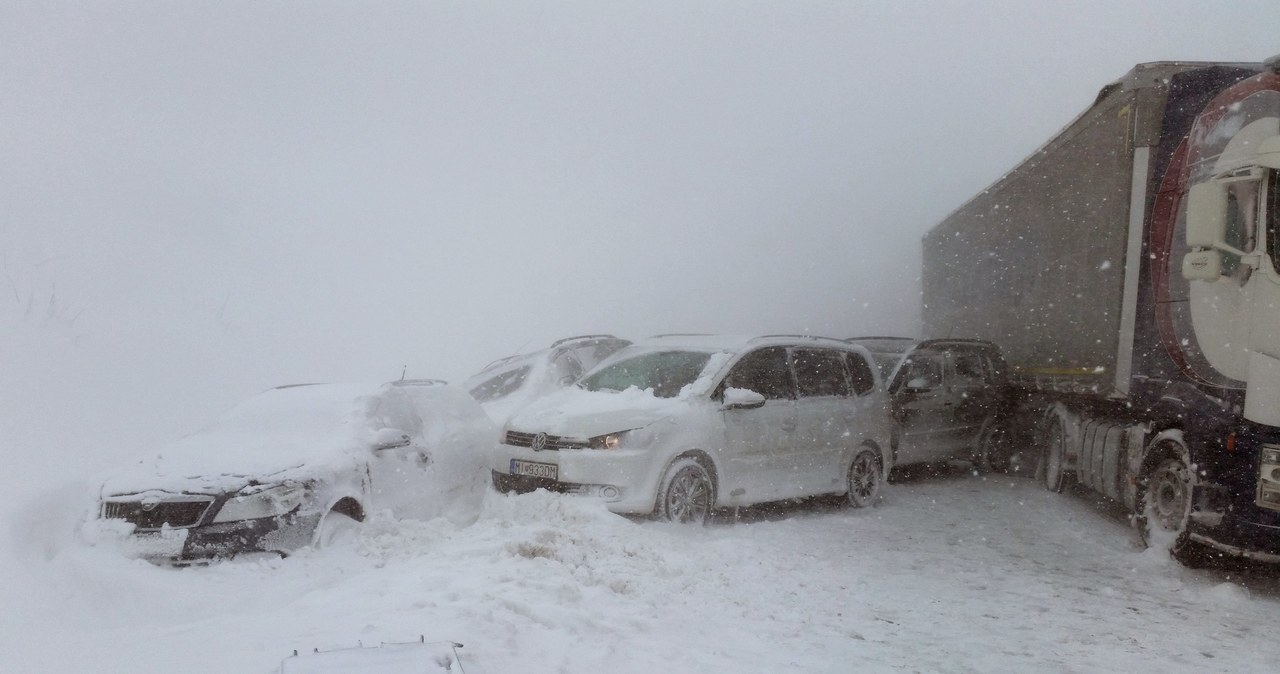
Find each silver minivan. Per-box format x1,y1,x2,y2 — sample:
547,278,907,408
489,335,891,523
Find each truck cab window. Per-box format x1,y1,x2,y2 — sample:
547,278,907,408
1268,170,1280,274
1223,178,1259,281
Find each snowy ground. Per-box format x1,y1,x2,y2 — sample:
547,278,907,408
4,464,1279,673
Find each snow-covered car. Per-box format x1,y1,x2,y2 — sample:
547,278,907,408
465,334,631,423
849,337,1014,472
490,335,891,523
95,380,496,563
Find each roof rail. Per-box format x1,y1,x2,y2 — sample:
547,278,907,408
755,334,848,342
846,335,915,342
273,382,325,389
390,378,448,387
549,334,620,347
649,333,713,338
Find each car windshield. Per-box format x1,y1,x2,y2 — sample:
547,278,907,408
468,365,531,402
579,350,714,398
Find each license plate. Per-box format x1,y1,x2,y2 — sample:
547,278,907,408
510,459,558,480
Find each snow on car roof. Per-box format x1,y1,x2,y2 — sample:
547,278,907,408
100,381,474,495
630,334,858,352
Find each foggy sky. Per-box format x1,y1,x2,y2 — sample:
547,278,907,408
3,1,1280,477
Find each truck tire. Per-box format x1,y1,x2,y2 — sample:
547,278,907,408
1038,416,1070,493
1135,447,1210,567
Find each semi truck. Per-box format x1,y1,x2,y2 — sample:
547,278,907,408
923,56,1280,566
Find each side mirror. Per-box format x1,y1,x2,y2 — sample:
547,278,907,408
721,387,766,410
1182,249,1222,281
905,377,933,392
373,433,411,452
1257,136,1280,170
1185,180,1229,250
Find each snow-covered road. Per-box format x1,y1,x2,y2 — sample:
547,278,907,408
4,467,1279,673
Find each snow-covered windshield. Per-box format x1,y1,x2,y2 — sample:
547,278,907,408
468,365,531,402
579,350,714,398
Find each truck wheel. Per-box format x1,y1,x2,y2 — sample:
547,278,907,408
657,458,716,525
846,448,882,508
1135,452,1208,567
1039,417,1070,493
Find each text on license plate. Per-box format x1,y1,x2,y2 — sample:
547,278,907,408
510,459,558,480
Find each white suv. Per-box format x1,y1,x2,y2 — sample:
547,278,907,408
489,335,890,523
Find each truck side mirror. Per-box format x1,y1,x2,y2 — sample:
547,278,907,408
1185,180,1229,249
1182,250,1222,281
1257,136,1280,169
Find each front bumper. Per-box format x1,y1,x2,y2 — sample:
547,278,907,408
112,510,317,564
489,443,662,514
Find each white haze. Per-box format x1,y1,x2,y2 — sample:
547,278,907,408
2,2,1278,491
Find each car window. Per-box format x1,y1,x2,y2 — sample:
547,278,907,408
723,347,793,400
468,365,532,402
846,352,876,396
579,350,713,398
570,340,628,370
551,351,586,382
949,352,987,388
896,353,944,391
793,348,851,398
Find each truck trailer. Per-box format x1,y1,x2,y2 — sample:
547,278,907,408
923,56,1280,565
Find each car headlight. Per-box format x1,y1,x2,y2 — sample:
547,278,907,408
589,430,630,450
212,483,306,523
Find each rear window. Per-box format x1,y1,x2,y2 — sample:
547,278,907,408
580,350,713,398
846,353,876,396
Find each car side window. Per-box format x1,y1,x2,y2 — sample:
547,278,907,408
724,347,794,400
897,353,944,390
845,352,876,396
551,351,586,384
949,352,987,388
793,348,851,398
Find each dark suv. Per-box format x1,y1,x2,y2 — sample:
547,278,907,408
848,337,1014,473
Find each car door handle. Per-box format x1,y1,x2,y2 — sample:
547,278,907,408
782,420,798,431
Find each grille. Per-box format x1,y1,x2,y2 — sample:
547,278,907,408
504,430,589,451
101,498,213,529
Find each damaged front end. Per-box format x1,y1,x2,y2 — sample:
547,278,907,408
98,480,322,564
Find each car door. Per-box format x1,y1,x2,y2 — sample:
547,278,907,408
890,349,953,465
719,346,797,505
944,349,995,458
364,390,436,518
788,347,855,497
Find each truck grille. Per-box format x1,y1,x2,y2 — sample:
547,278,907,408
101,498,214,530
504,430,589,451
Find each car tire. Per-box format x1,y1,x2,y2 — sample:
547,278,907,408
313,509,360,550
657,457,715,525
846,448,882,508
974,416,1012,474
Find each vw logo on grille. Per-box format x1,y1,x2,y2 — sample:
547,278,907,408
530,432,548,451
140,496,161,511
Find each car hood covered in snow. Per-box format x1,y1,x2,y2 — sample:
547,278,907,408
100,383,405,496
505,386,699,438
